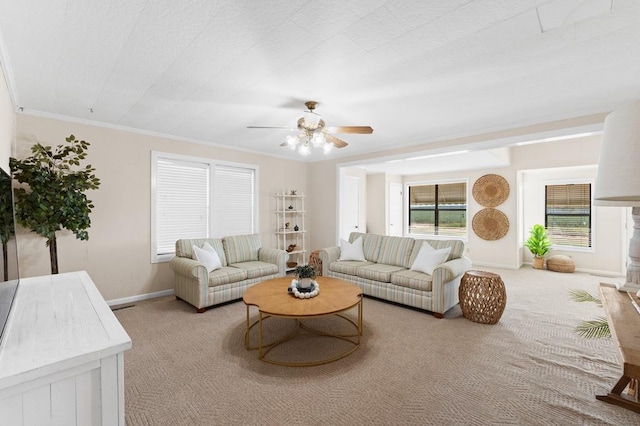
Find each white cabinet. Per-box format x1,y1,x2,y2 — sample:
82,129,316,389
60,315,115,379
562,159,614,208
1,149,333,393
0,271,132,425
275,193,306,271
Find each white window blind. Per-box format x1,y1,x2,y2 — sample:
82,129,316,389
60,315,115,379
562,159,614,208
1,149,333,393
155,158,209,255
212,165,255,236
152,152,258,262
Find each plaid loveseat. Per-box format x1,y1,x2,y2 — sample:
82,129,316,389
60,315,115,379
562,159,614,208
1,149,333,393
318,232,472,318
169,234,287,312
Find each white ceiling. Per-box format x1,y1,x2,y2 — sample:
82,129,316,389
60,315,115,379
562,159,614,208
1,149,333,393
0,0,638,168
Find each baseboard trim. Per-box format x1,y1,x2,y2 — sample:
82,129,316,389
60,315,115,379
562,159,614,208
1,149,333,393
107,289,175,307
520,262,623,278
471,261,519,270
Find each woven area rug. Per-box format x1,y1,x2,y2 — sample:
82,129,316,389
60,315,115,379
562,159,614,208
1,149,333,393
115,267,639,425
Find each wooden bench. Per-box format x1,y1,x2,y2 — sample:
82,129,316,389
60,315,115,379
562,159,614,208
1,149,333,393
596,283,640,413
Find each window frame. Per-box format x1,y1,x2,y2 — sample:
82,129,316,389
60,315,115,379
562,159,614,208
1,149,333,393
543,179,594,252
404,178,469,240
151,151,259,263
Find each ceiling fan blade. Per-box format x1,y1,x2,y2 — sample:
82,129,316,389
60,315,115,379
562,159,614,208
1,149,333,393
247,125,296,130
324,133,348,148
324,126,373,134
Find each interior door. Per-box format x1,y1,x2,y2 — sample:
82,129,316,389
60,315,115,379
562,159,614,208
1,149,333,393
341,175,360,241
389,182,403,237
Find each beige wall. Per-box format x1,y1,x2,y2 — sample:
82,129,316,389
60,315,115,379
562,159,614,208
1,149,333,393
366,173,385,234
15,114,308,301
0,65,15,169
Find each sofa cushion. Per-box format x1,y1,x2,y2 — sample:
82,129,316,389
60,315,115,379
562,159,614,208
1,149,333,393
207,266,248,287
339,237,365,261
223,234,261,264
192,243,222,272
409,239,464,264
356,264,406,283
410,244,451,275
390,270,433,291
349,232,383,262
375,236,415,268
329,260,374,276
229,261,279,279
176,238,227,266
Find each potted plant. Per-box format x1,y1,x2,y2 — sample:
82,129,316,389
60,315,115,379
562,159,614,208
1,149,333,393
10,135,100,274
295,264,317,289
524,224,552,269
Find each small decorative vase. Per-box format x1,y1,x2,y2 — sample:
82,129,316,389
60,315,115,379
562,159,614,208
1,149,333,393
298,277,312,289
532,257,544,269
294,225,299,231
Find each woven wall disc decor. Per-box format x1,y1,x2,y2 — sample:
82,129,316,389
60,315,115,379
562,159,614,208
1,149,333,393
472,174,509,207
472,208,509,241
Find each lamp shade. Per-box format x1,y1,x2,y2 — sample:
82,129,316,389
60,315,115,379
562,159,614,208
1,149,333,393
594,102,640,207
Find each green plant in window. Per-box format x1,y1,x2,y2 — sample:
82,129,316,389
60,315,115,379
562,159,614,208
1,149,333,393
524,224,552,258
10,135,100,275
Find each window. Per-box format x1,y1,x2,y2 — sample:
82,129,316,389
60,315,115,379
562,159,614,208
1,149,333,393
545,183,592,248
151,152,258,262
407,181,467,237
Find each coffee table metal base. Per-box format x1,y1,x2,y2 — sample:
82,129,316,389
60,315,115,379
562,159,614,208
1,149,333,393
244,300,362,367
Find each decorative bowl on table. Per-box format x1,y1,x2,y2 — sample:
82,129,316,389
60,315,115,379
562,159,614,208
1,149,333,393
288,279,320,299
287,261,298,268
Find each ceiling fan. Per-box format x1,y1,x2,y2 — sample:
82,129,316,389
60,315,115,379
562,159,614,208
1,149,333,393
247,101,373,155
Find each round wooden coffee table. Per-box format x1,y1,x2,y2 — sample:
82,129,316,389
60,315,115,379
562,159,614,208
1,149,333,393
243,276,363,366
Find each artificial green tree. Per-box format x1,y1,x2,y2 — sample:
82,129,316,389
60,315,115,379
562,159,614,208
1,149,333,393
10,135,100,274
0,170,16,281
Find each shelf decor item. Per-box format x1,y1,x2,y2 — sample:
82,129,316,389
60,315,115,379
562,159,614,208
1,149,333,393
524,224,552,269
472,174,509,207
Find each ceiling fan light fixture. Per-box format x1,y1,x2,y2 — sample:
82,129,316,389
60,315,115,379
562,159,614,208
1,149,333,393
298,142,311,156
303,111,321,129
286,134,299,148
311,132,326,147
323,142,333,154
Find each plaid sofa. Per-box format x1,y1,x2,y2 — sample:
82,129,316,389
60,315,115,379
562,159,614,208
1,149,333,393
169,234,287,312
318,232,472,318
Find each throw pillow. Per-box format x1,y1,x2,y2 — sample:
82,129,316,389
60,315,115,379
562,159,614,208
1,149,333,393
192,243,222,272
339,236,365,261
410,244,451,275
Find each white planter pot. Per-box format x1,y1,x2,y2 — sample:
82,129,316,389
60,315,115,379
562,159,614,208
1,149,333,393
298,277,312,289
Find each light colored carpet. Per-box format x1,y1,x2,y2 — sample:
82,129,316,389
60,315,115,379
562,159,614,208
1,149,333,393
115,267,639,425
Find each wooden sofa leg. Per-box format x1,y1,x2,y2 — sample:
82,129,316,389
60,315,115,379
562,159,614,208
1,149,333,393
434,312,444,319
196,307,206,314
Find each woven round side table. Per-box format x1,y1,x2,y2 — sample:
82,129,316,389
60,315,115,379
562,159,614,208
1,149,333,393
459,270,506,324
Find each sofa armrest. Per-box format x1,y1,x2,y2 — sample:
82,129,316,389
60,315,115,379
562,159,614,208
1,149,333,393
169,256,210,309
436,256,473,282
258,247,288,276
431,256,472,315
318,247,340,276
169,256,208,279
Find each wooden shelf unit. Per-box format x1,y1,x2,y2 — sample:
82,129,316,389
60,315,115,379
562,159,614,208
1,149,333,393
274,193,306,271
